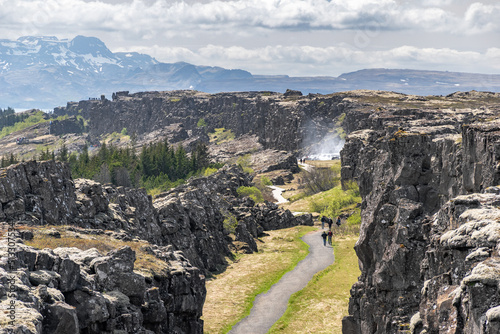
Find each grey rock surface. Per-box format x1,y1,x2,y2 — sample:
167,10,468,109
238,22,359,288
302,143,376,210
341,98,500,333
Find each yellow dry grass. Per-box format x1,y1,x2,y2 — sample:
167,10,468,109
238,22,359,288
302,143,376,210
21,225,170,276
303,160,339,168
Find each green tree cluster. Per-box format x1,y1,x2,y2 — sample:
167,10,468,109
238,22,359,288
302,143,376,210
0,153,19,168
0,107,15,117
0,111,47,139
0,107,27,131
69,140,212,192
1,139,215,194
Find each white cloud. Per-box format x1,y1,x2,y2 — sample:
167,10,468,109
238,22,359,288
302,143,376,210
116,43,500,76
0,0,498,76
0,0,498,39
463,2,500,34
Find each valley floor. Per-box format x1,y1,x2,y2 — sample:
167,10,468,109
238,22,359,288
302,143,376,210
202,228,359,334
229,228,335,334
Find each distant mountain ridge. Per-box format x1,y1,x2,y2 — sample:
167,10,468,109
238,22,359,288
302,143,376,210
1,35,500,109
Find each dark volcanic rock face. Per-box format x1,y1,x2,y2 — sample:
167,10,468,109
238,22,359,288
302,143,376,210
341,98,500,333
0,160,77,225
53,90,349,153
153,165,312,272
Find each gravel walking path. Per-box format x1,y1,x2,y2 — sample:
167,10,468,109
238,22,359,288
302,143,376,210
228,229,335,334
267,185,288,204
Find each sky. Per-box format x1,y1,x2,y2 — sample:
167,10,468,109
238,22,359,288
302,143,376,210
0,0,499,77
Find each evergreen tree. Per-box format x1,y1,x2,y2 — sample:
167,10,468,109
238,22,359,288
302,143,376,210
80,144,89,164
8,153,17,165
58,144,68,162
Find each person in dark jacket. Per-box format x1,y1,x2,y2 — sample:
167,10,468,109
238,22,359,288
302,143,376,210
327,218,333,230
321,231,328,246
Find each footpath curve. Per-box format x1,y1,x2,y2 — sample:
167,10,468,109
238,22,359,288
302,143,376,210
267,185,289,204
228,229,335,334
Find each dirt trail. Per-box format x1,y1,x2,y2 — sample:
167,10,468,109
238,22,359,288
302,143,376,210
228,229,335,334
267,185,288,204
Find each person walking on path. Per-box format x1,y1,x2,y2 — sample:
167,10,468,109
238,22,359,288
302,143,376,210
321,216,326,229
327,217,333,230
321,231,328,246
336,216,341,227
327,230,333,245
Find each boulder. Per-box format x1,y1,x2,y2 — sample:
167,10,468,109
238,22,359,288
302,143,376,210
42,301,79,334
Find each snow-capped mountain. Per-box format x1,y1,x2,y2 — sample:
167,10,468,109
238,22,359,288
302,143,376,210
0,36,156,74
0,35,252,108
1,35,499,109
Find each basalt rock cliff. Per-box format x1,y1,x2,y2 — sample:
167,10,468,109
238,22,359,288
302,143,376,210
52,90,349,154
340,91,500,333
0,160,311,334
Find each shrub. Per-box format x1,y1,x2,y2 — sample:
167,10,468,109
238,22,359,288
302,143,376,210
223,214,238,234
203,167,218,176
237,186,264,203
209,128,235,145
197,118,207,127
260,176,273,186
346,210,361,226
302,167,339,195
237,154,254,174
308,183,361,218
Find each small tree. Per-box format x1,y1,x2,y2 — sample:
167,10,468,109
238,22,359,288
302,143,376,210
39,148,52,161
8,153,18,165
58,144,68,162
197,118,207,127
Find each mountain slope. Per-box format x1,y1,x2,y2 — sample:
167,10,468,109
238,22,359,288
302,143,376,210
1,36,500,109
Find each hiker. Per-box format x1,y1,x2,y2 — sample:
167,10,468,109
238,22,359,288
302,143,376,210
327,217,333,230
328,230,333,245
321,231,328,246
336,216,341,227
320,216,326,229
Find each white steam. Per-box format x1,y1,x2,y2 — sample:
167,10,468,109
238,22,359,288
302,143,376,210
304,132,345,160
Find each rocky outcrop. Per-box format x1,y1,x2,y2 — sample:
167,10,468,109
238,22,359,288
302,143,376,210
1,161,310,271
49,117,86,136
341,101,500,333
0,160,77,225
153,165,312,272
53,90,349,153
418,192,500,333
0,241,204,334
